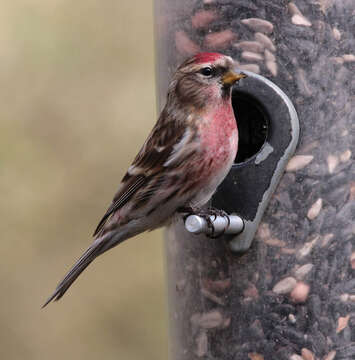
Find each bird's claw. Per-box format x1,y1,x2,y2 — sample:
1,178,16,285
180,206,231,238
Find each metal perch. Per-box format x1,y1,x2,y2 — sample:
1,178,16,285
184,214,244,236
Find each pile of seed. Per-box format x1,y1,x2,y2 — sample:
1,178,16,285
163,0,354,359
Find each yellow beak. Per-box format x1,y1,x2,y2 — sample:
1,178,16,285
222,71,247,86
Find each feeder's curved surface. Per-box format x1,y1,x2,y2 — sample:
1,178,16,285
156,1,354,359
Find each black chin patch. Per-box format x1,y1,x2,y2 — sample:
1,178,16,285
221,84,231,98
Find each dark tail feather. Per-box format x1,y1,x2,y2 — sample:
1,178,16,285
42,232,122,308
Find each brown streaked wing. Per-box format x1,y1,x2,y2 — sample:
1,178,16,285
93,174,146,236
93,119,187,237
132,120,187,172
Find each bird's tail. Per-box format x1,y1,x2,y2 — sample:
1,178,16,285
42,231,123,308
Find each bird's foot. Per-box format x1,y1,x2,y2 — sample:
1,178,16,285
202,207,230,238
179,206,230,238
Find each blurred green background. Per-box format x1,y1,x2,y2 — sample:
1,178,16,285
0,1,168,359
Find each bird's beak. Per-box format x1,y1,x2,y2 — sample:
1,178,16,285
222,71,247,86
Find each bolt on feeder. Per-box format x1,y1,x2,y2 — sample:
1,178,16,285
155,1,354,359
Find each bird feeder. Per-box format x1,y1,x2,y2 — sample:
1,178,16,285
155,1,354,359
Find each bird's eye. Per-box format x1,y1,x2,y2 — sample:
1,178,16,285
199,67,213,76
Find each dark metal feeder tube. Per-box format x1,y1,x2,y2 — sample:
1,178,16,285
155,1,354,359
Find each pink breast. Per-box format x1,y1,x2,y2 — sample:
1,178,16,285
201,102,238,171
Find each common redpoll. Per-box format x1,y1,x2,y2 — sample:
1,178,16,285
43,52,246,306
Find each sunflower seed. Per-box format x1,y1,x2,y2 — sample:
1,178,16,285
241,18,274,34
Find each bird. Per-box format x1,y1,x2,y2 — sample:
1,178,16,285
43,52,246,307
